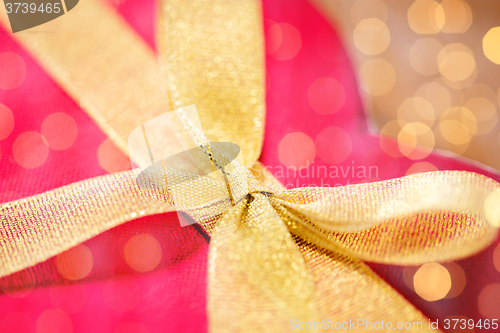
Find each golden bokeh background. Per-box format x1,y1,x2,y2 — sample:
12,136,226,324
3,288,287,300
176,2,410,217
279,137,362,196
310,0,500,171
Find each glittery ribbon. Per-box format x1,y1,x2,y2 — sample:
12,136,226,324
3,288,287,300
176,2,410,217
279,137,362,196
1,1,500,332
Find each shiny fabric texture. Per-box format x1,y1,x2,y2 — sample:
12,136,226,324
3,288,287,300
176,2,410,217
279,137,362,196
0,0,500,332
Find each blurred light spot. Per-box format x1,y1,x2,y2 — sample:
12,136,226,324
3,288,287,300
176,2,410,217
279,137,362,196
0,312,35,333
0,103,15,140
56,244,93,280
266,20,282,54
50,284,88,314
439,107,476,145
268,23,301,61
415,82,451,116
409,38,444,76
13,132,49,169
278,132,316,168
315,127,352,164
124,234,162,273
443,107,477,134
483,27,500,65
351,0,388,24
478,284,500,319
484,189,500,227
438,44,475,82
398,122,435,160
440,0,472,33
397,97,435,127
379,120,404,158
463,98,497,135
443,262,466,299
414,263,451,301
98,138,131,173
353,18,390,55
36,309,72,333
103,278,141,313
494,245,500,273
439,120,471,145
406,162,438,175
407,0,444,35
461,84,497,104
307,77,345,115
41,113,78,150
359,59,396,96
115,323,150,333
0,52,26,90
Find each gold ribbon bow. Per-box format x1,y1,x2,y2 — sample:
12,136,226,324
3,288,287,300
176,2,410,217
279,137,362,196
1,0,500,332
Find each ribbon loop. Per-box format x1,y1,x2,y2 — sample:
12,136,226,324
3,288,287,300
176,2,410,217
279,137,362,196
273,171,500,265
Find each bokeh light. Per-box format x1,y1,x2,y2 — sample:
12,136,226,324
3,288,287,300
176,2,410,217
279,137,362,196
438,107,476,145
461,83,498,104
50,284,88,314
444,262,466,299
0,52,27,90
266,20,282,54
438,44,476,82
405,161,438,175
124,234,162,273
267,23,301,61
407,0,444,35
41,113,78,150
315,127,352,164
56,244,94,280
413,263,451,301
307,77,345,115
397,97,435,127
353,18,390,55
398,122,435,160
478,284,500,319
36,309,73,333
98,138,131,174
409,38,444,76
103,278,141,313
484,189,500,227
359,59,396,96
438,120,471,145
483,27,500,65
13,132,50,169
0,103,15,140
414,82,451,116
440,0,472,33
278,132,316,168
351,0,388,25
463,98,497,135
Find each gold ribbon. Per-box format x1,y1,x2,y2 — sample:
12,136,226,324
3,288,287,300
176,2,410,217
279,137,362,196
1,0,500,332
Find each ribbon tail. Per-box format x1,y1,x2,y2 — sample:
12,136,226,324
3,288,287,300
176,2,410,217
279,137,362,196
208,193,319,332
296,239,442,333
0,170,175,279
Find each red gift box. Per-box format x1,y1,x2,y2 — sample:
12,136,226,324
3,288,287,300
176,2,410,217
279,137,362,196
1,0,499,332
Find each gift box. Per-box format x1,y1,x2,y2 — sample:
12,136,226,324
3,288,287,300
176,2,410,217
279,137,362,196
1,0,500,332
